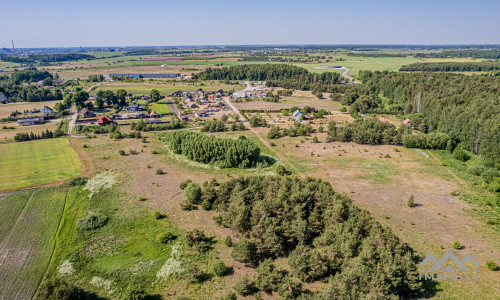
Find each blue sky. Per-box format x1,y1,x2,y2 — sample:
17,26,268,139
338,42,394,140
1,0,499,47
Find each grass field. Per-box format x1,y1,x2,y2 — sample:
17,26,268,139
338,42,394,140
0,187,68,300
91,82,243,96
0,138,82,191
0,100,61,118
151,101,170,114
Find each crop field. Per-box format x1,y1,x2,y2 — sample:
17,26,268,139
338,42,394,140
0,138,82,191
0,187,68,300
91,81,243,96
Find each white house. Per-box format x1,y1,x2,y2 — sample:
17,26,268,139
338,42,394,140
292,110,303,122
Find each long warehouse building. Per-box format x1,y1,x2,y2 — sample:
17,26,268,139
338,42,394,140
109,73,182,79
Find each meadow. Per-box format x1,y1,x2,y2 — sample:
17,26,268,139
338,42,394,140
0,138,82,191
151,101,171,114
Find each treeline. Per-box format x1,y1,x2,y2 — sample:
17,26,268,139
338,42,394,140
326,117,409,145
347,52,408,58
130,119,185,132
206,176,421,298
358,71,500,161
14,122,66,142
400,61,500,72
0,69,64,102
0,53,95,64
415,49,500,59
161,131,260,168
193,64,344,91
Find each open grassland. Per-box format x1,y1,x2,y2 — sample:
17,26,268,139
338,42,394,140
0,138,82,191
0,100,61,118
0,120,61,142
0,187,68,300
91,81,243,96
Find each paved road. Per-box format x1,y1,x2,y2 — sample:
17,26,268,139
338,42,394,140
67,83,104,136
341,67,359,84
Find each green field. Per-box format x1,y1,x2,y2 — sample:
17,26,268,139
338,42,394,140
0,187,68,300
91,82,243,96
151,101,170,114
0,138,82,191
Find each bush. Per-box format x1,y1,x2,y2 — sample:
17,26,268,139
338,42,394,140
69,177,88,187
156,168,165,175
312,136,319,143
234,277,255,296
118,149,126,156
276,164,291,176
224,236,233,247
452,148,470,162
452,241,462,249
219,292,237,300
156,232,176,243
76,213,108,230
231,238,258,263
129,149,138,155
212,261,229,276
184,182,202,205
180,179,192,190
151,150,159,154
407,195,415,207
186,229,211,252
486,260,498,271
124,289,148,300
37,278,85,300
153,211,163,219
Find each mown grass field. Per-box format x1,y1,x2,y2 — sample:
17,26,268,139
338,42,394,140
0,187,68,300
151,101,170,114
0,138,82,191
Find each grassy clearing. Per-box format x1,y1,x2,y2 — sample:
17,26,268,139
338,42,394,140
0,100,62,118
0,138,82,191
151,101,170,114
0,187,68,300
91,82,242,96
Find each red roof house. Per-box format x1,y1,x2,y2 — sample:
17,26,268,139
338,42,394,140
97,115,112,126
403,118,411,125
378,117,392,124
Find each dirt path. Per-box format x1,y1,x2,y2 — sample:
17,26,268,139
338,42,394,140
69,137,94,177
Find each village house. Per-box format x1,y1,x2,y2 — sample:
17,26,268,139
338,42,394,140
80,108,95,118
378,117,392,124
178,112,189,121
17,117,44,126
194,110,208,118
126,104,145,112
142,95,151,102
403,118,411,125
40,106,54,115
149,111,159,118
292,110,303,122
188,103,199,109
172,91,184,97
97,115,112,126
0,92,7,102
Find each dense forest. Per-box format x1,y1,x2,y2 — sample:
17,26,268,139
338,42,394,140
400,61,500,72
203,176,422,298
161,131,261,168
357,71,500,161
415,49,500,59
0,53,95,64
193,64,345,91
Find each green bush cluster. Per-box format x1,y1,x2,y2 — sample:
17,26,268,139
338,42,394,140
76,213,108,231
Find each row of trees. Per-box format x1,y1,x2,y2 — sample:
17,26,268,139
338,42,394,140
0,53,95,64
415,49,500,59
400,61,500,72
161,131,261,168
357,71,500,161
130,118,185,132
205,176,422,298
14,127,64,142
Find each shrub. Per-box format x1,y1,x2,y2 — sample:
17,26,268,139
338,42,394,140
129,149,138,155
234,277,255,296
156,232,177,243
36,278,84,300
312,136,319,143
151,150,159,154
76,213,108,230
220,292,237,300
486,260,498,271
212,261,229,277
452,148,470,162
124,289,148,300
452,241,462,249
180,179,192,190
118,149,126,156
153,211,163,219
156,168,165,175
82,144,89,148
142,137,147,143
68,177,87,187
318,126,324,133
407,195,415,207
254,259,283,293
186,229,211,252
276,164,291,176
183,182,202,205
224,236,233,247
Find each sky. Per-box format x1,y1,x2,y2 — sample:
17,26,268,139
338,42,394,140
1,0,499,48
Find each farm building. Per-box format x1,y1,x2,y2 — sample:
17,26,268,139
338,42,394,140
109,73,181,79
80,108,95,118
292,110,303,122
126,104,145,112
17,117,44,126
97,115,112,126
188,103,199,109
40,106,54,115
